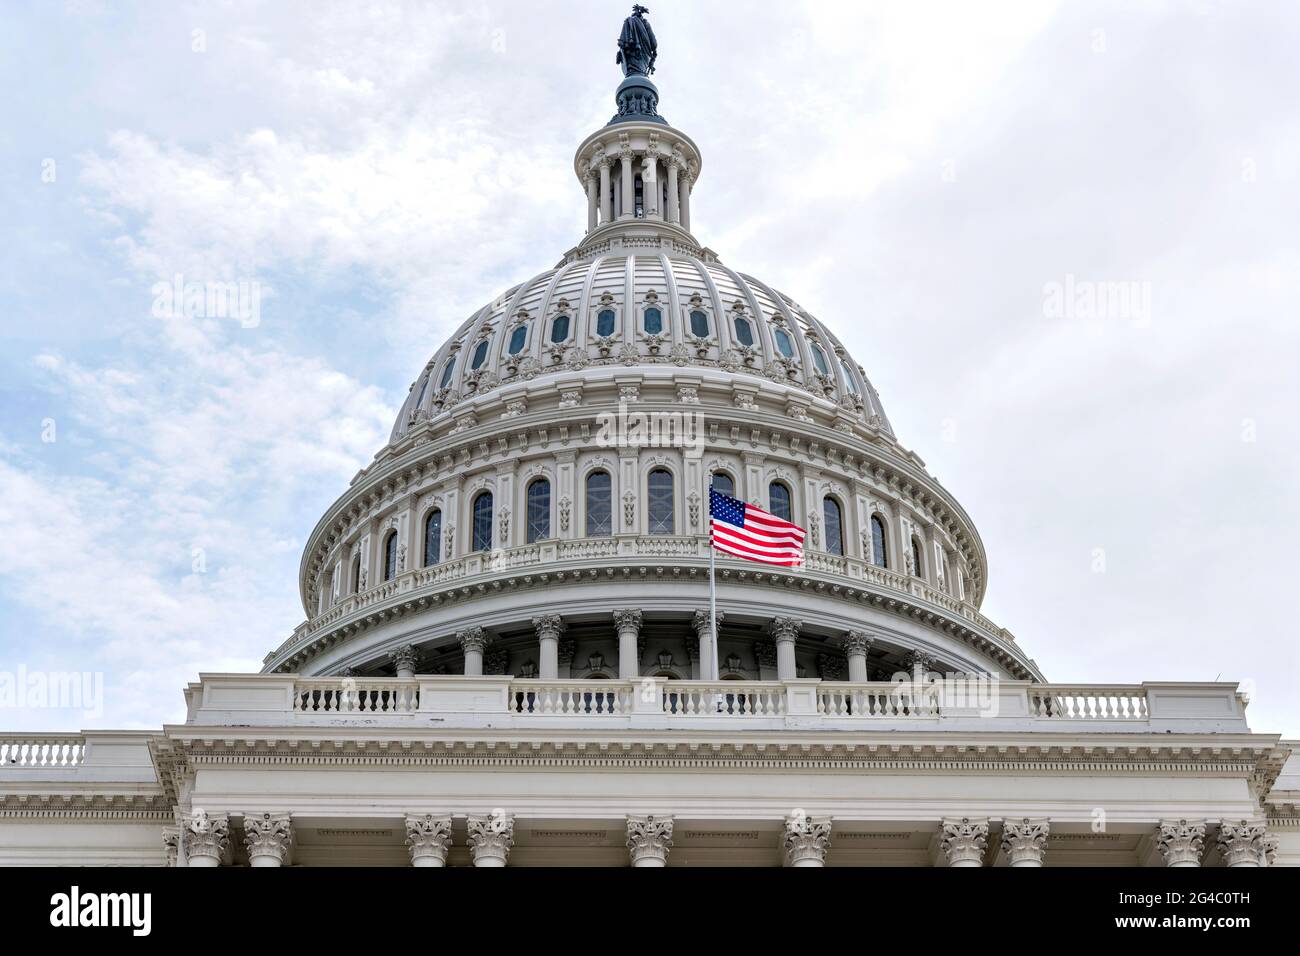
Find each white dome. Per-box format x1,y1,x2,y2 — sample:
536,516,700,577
390,250,893,447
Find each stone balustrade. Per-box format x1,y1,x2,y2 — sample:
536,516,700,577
164,675,1253,733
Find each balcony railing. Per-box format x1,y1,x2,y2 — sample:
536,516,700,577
273,535,1020,667
174,675,1251,734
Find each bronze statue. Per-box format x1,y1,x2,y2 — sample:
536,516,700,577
616,5,658,77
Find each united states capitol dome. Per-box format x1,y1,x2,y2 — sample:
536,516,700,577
269,18,1041,687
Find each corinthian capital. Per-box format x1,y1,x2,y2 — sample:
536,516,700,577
162,827,180,867
532,614,566,640
1216,820,1272,867
243,812,293,866
613,608,644,633
405,814,454,867
840,630,873,656
1156,819,1207,867
389,643,419,674
692,609,724,635
770,617,802,645
626,815,674,867
783,814,832,867
182,810,230,866
940,817,989,867
467,812,515,867
1001,818,1050,867
457,626,492,654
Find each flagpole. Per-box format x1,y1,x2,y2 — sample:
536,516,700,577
709,530,719,684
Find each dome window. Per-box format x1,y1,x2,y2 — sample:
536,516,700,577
648,469,675,535
870,515,888,569
596,309,616,337
413,372,431,410
823,497,845,557
383,531,399,583
769,482,792,522
527,478,551,543
471,340,491,371
690,310,710,338
508,325,528,356
550,314,571,344
644,307,664,335
773,328,795,358
733,317,755,347
910,535,926,580
841,360,861,396
811,345,830,376
438,358,456,389
586,471,613,537
711,472,734,497
424,510,442,567
472,492,494,552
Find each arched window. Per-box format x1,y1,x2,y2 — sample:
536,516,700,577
648,469,674,535
413,372,431,410
910,535,925,579
472,492,494,552
644,307,663,335
811,344,831,376
438,358,456,389
690,310,710,338
823,497,844,556
596,309,616,337
424,510,442,567
383,531,399,582
870,514,888,568
471,340,490,370
634,174,644,218
351,554,362,593
550,314,571,344
773,327,795,358
586,471,612,537
507,325,528,355
733,316,754,347
769,482,792,522
711,472,734,497
526,478,551,543
841,360,861,395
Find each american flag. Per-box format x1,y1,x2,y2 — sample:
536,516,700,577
709,489,806,567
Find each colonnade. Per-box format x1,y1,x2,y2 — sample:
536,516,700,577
166,813,1278,868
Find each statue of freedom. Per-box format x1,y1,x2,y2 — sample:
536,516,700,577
616,5,658,77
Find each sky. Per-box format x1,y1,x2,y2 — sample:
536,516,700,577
1,0,1297,735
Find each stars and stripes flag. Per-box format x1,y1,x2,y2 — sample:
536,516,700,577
709,489,806,567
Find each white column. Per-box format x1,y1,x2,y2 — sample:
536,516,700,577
679,170,692,232
841,630,872,683
627,815,673,868
180,811,229,868
771,617,801,681
666,161,680,224
467,813,514,867
641,154,659,219
458,627,491,676
534,614,564,680
940,817,989,867
1216,820,1273,868
405,814,453,868
1001,818,1049,867
620,150,635,219
784,814,831,867
614,609,643,679
1156,819,1207,867
692,609,723,682
390,644,418,681
599,158,613,224
585,172,598,232
243,812,292,868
